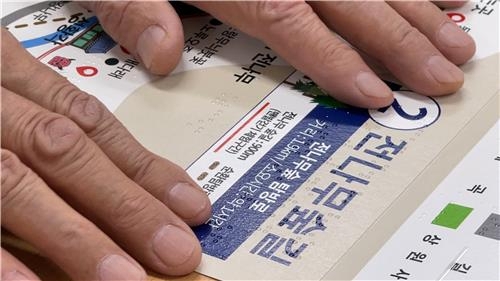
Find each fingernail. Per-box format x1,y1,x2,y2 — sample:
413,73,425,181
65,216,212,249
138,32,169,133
137,25,166,69
167,183,209,219
153,225,196,267
426,55,463,84
438,22,474,48
355,71,393,98
3,271,31,281
98,254,146,281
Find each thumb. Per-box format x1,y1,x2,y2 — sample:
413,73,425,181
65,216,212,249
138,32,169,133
79,1,184,75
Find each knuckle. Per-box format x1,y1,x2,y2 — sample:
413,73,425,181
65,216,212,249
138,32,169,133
321,40,359,69
47,80,80,112
112,193,156,231
328,1,358,13
1,149,37,208
66,91,108,133
32,114,86,158
258,0,307,17
87,116,127,150
401,1,426,10
391,22,425,52
256,0,311,28
41,82,120,150
92,2,123,30
130,152,160,184
56,220,94,248
130,151,187,190
47,80,108,133
93,1,134,38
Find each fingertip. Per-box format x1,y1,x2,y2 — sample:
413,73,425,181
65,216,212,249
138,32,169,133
437,21,476,65
424,55,465,95
445,41,476,66
447,40,476,65
186,197,212,226
136,25,167,71
166,182,212,226
354,71,395,106
172,240,203,277
137,23,184,75
315,70,395,109
1,249,41,281
365,94,395,110
144,2,184,75
354,95,395,110
87,1,184,76
152,225,202,276
98,254,147,281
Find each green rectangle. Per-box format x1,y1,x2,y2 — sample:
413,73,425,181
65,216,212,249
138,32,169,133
72,38,87,48
82,31,95,40
432,203,473,229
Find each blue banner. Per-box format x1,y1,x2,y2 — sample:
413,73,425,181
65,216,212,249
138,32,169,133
195,105,369,259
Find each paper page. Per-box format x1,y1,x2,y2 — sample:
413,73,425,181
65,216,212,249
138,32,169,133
2,1,498,280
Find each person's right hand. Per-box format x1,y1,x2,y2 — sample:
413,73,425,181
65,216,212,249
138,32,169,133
86,1,475,109
1,2,212,279
191,1,476,108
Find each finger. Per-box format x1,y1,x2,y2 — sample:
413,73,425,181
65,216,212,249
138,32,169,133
78,0,184,74
1,28,211,226
1,149,146,280
433,1,468,9
311,1,464,96
389,1,475,65
1,89,201,275
191,1,394,108
1,248,40,281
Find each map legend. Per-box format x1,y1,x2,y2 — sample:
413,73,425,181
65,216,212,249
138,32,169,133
356,121,499,280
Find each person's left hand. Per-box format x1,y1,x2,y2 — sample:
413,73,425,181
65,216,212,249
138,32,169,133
1,2,211,280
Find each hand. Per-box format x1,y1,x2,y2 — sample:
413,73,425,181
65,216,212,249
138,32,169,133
1,4,211,279
1,1,476,280
192,1,476,108
83,1,474,109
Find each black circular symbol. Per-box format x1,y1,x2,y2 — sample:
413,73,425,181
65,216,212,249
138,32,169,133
209,18,223,26
105,58,119,66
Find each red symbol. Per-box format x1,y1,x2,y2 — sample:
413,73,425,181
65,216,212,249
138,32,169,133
76,66,98,77
48,56,74,70
447,12,466,23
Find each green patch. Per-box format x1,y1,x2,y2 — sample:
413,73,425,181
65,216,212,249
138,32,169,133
72,38,87,48
292,80,348,109
432,203,473,229
82,30,96,40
